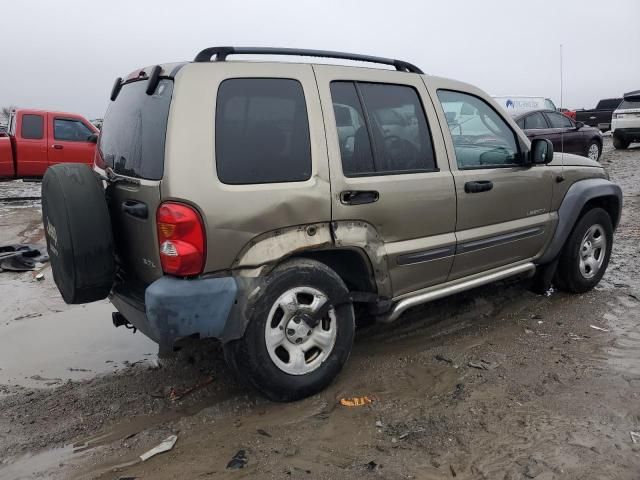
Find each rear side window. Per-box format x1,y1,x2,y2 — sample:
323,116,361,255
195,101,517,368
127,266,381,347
524,112,549,129
21,114,44,139
54,118,93,142
330,81,436,176
215,78,311,185
99,79,173,180
597,99,622,109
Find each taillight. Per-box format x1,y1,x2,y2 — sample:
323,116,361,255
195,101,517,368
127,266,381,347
156,202,206,276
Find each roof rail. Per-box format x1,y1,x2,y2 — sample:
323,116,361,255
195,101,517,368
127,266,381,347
193,46,424,74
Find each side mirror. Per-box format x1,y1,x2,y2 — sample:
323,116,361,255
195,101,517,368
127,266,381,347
575,121,584,129
531,138,553,164
87,133,99,144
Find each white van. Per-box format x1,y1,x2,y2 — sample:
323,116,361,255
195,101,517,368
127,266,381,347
493,96,557,113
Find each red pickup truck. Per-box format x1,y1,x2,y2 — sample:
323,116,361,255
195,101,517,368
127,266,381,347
0,109,98,179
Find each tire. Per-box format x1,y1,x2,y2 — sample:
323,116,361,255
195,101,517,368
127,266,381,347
613,136,630,150
555,208,613,293
41,164,115,304
224,259,355,402
586,140,601,161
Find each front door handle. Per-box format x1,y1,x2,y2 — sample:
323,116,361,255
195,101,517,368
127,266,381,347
340,190,380,205
464,180,493,193
52,144,63,150
122,200,148,219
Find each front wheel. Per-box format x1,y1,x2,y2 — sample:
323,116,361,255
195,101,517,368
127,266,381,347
224,259,355,402
555,208,613,293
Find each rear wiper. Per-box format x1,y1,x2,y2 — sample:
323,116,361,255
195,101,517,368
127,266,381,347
102,167,141,186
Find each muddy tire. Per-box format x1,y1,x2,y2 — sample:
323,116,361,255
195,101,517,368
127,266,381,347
224,259,355,402
613,136,629,150
555,208,613,293
42,164,115,304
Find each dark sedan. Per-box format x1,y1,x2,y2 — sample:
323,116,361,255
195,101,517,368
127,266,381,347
513,109,603,160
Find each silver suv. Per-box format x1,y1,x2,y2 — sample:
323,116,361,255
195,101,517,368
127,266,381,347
41,47,622,401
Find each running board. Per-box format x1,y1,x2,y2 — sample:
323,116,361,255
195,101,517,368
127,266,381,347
379,262,536,324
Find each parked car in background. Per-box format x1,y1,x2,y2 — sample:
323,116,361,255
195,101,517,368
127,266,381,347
493,95,557,114
0,124,7,136
558,108,576,120
41,47,621,401
575,98,622,132
514,109,603,160
611,90,640,149
0,109,98,179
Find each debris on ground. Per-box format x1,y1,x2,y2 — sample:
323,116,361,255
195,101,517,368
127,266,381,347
35,272,44,281
168,376,214,402
256,429,271,438
366,460,378,471
339,395,376,407
468,359,500,370
0,244,49,272
589,325,609,332
226,449,248,469
434,353,453,364
139,435,177,462
631,431,640,444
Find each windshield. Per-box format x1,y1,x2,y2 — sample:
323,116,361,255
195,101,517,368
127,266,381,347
98,79,173,180
618,99,640,110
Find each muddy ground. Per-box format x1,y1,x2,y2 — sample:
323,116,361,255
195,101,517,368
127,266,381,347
0,138,639,479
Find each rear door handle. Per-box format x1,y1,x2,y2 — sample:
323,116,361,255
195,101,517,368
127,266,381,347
122,200,148,219
340,190,379,205
464,180,493,193
52,144,63,150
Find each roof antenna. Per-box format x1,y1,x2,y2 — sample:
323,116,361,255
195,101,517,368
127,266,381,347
558,44,565,182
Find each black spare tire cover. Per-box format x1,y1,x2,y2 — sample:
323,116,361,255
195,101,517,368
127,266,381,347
41,164,115,304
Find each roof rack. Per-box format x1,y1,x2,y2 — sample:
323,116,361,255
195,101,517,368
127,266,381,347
193,46,424,74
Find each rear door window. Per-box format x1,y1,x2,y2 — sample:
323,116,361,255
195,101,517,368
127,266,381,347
21,114,44,139
524,112,549,129
54,118,93,142
329,81,436,176
215,78,311,185
99,79,173,180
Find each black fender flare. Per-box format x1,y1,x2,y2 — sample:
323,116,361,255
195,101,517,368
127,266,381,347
537,178,622,265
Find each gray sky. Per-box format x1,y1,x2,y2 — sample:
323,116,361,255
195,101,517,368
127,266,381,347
1,0,639,119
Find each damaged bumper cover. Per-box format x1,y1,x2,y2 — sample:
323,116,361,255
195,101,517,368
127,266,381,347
110,274,262,353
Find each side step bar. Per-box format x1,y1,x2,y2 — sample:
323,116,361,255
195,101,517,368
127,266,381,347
379,262,536,324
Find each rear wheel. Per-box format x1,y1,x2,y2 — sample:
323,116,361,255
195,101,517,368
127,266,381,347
224,259,355,402
555,208,612,293
586,140,601,160
613,136,630,150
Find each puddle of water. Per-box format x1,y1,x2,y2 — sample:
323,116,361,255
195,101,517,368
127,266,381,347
0,301,157,388
0,445,81,480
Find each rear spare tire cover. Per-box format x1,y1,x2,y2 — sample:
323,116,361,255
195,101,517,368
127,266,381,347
41,164,114,304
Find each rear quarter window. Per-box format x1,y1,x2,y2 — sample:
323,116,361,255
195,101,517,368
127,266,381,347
215,78,311,185
21,114,44,139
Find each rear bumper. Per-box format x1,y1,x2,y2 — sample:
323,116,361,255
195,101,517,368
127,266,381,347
111,274,247,353
613,128,640,143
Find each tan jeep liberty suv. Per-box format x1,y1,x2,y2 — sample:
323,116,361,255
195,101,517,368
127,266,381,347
41,47,622,401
